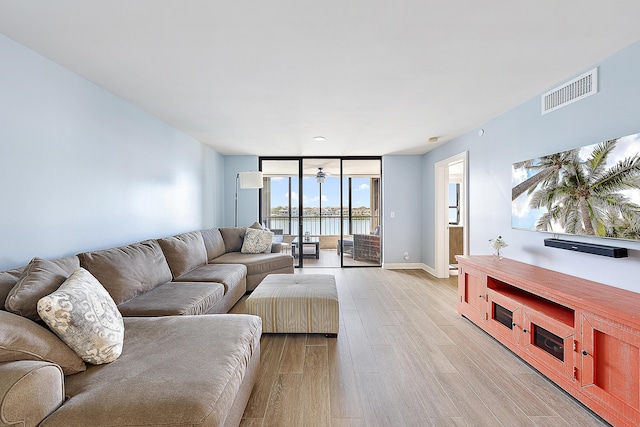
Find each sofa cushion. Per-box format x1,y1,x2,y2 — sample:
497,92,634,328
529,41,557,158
5,258,69,321
211,252,294,278
219,227,246,252
117,281,225,316
0,268,23,311
0,310,86,375
78,240,172,305
49,256,81,276
44,315,262,427
157,231,208,279
201,228,226,260
37,268,124,365
241,228,273,254
1,256,80,312
174,264,247,292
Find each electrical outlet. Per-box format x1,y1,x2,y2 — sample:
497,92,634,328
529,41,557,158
403,251,409,260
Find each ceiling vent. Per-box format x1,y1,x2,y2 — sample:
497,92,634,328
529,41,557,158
541,67,598,115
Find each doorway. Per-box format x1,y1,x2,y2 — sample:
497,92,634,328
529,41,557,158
434,152,468,278
259,157,381,268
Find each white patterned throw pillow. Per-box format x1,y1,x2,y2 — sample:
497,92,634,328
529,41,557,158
37,268,124,365
241,227,273,254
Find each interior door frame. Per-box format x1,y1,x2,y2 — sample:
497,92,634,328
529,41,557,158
434,151,468,278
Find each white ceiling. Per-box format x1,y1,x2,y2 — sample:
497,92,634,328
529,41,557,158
2,1,640,156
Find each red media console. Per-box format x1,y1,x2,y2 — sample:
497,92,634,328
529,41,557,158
456,255,640,427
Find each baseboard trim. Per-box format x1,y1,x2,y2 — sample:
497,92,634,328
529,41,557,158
422,264,436,276
384,262,431,271
383,263,445,279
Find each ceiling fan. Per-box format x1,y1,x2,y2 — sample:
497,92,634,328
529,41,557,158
316,167,327,183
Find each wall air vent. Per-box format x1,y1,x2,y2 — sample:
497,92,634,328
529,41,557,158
541,67,598,115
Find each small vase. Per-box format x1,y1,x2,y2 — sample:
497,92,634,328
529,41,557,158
493,248,503,259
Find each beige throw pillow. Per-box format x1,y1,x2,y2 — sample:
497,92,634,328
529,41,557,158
241,228,273,254
37,268,124,365
5,258,70,321
0,310,86,375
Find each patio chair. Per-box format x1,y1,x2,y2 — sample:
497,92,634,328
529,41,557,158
271,229,284,243
281,234,295,253
353,226,381,262
336,237,354,256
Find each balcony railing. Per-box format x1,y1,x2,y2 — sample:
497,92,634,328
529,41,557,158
264,215,377,236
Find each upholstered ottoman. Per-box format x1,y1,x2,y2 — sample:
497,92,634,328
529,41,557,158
246,274,339,336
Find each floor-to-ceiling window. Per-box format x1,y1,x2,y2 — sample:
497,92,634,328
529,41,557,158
340,159,382,267
260,157,381,268
260,159,300,267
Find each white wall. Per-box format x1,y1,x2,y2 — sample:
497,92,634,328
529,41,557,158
0,35,220,270
423,39,640,292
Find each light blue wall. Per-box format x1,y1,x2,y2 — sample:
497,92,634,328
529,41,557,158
224,156,261,227
202,147,226,228
382,156,424,264
424,39,640,292
224,155,424,264
0,35,221,270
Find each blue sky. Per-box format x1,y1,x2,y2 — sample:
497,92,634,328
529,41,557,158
268,176,371,209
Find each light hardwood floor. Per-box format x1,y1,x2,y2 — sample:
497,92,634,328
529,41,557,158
230,268,610,427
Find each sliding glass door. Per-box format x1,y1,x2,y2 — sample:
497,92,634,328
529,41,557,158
260,159,301,267
340,159,382,267
259,157,381,268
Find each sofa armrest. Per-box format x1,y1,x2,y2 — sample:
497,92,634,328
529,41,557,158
0,361,64,427
271,242,283,253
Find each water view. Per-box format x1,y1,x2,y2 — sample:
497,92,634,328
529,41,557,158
265,216,374,235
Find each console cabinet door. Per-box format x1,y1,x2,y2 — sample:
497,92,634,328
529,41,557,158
487,289,521,345
581,312,640,426
522,309,575,382
457,265,486,324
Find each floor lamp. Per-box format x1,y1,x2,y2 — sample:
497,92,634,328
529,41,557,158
235,171,263,227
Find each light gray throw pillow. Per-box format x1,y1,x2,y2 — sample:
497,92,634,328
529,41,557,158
37,268,124,365
241,228,273,254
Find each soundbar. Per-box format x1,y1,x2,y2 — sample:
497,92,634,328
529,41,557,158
544,238,628,258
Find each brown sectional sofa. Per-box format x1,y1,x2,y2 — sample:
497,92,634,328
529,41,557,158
0,226,294,426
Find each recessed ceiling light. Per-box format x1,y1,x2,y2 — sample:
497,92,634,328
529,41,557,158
313,136,326,142
428,136,439,143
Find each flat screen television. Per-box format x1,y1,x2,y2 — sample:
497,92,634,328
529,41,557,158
512,131,640,242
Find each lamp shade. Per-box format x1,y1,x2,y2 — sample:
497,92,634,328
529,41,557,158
239,171,263,189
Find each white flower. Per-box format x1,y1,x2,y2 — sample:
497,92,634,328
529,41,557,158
489,235,508,250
